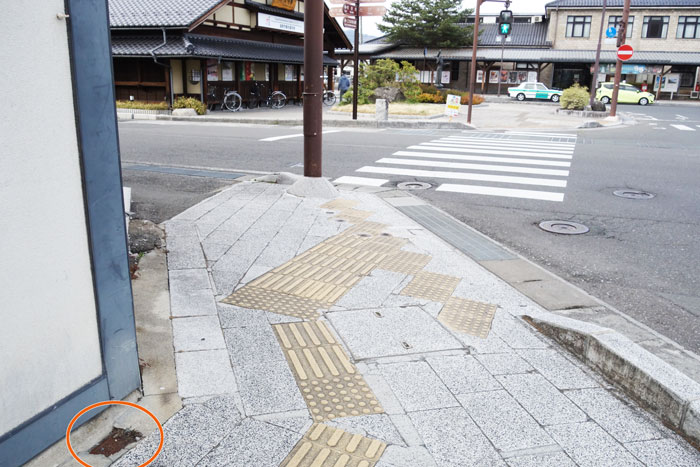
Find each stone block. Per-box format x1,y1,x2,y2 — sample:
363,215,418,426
171,316,226,352
379,361,459,412
426,355,501,394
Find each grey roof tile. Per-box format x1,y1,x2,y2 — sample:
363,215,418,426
478,23,550,47
109,0,223,28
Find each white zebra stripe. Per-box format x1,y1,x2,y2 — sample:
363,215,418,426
437,183,565,202
392,151,571,167
376,158,569,176
357,166,567,187
408,145,573,159
426,141,574,154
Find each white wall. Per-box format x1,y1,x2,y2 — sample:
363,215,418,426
0,0,103,435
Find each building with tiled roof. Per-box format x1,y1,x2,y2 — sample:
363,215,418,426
109,0,351,106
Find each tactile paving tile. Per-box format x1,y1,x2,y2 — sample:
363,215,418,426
340,221,388,236
247,273,355,305
221,286,324,320
333,208,373,224
399,271,461,303
320,199,360,210
438,297,498,339
281,423,386,467
377,251,432,275
273,321,384,422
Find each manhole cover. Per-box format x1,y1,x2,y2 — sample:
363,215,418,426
539,220,589,235
613,189,655,200
397,181,431,190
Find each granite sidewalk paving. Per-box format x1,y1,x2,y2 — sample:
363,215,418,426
114,180,699,466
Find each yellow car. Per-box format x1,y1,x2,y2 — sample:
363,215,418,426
596,82,654,106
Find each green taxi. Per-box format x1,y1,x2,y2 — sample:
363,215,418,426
596,82,655,106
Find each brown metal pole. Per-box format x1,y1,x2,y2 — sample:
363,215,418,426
352,0,360,120
610,0,631,117
590,0,607,107
303,0,323,177
467,0,482,125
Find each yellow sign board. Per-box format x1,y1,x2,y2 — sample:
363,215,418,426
271,0,297,11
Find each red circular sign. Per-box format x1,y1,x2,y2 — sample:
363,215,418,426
617,44,634,61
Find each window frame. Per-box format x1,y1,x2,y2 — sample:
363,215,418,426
566,15,592,37
677,16,700,39
608,15,635,38
642,16,669,39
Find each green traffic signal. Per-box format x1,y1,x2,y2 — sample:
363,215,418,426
500,23,511,35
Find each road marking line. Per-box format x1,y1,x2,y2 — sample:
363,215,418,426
442,137,576,148
670,124,695,131
376,158,570,176
260,130,342,141
408,145,573,159
332,175,388,186
393,151,571,167
436,183,565,202
505,131,577,138
427,141,574,154
357,166,567,187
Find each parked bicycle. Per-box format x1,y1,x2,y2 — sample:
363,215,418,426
248,83,287,109
223,90,243,112
322,90,336,106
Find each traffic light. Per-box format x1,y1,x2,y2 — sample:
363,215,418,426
498,10,513,36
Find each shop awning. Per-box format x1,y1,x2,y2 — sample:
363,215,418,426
111,33,339,66
372,47,700,65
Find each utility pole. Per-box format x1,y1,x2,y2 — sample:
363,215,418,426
352,0,360,120
590,0,607,107
467,0,482,124
610,0,631,117
303,0,323,176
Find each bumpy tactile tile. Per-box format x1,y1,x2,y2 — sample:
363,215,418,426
340,221,388,236
399,271,460,303
438,297,498,339
221,287,324,320
333,208,374,224
377,251,432,275
281,423,386,467
320,199,360,211
273,321,384,422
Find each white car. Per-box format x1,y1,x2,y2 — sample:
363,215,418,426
508,82,563,102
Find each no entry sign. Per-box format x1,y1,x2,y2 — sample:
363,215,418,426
617,44,634,61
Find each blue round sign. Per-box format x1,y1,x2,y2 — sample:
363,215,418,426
605,26,617,38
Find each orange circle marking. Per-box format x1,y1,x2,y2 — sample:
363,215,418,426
66,400,164,467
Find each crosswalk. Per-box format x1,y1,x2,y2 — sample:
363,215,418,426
333,131,577,202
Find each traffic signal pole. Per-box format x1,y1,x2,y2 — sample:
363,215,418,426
303,0,323,176
467,0,482,125
351,0,360,120
610,0,631,117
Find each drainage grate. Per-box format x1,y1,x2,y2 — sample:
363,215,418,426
539,220,589,235
395,204,516,261
613,189,655,200
397,181,431,190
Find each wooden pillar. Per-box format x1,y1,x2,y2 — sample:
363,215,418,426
164,61,171,104
200,59,206,103
181,59,187,97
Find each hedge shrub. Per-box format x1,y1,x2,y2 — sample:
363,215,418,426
173,96,206,115
560,84,589,110
116,100,169,110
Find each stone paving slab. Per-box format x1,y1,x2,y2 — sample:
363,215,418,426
115,181,700,466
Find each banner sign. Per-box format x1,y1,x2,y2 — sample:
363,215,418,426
258,12,304,34
595,64,663,75
271,0,297,11
328,0,385,3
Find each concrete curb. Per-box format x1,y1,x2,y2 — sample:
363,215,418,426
153,115,472,129
523,313,700,449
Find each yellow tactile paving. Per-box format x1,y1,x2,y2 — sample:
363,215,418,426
399,271,461,303
273,321,384,422
333,208,374,224
246,273,356,305
221,286,324,320
377,251,432,275
340,221,388,236
438,297,498,339
320,199,360,210
281,423,386,467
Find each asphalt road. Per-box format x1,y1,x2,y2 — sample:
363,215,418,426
118,103,700,352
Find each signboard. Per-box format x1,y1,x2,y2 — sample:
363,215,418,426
285,64,295,81
476,70,483,83
527,71,537,82
343,3,357,15
258,12,304,34
206,59,218,81
441,71,451,84
343,16,357,28
605,26,616,38
222,62,233,81
617,44,634,61
445,94,461,117
596,64,662,75
271,0,297,11
654,73,680,93
330,5,386,16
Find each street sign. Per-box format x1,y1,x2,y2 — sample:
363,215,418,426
330,5,386,16
343,16,357,28
617,44,634,61
342,3,356,15
605,26,616,38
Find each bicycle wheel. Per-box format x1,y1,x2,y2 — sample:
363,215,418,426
271,92,286,109
223,92,242,112
323,92,336,106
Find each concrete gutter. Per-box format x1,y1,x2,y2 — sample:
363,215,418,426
524,313,700,449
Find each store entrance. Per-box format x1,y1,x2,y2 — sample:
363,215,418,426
553,65,592,90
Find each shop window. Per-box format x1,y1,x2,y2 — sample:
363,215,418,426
677,16,700,39
566,16,591,37
608,15,634,38
680,72,694,87
642,16,669,38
